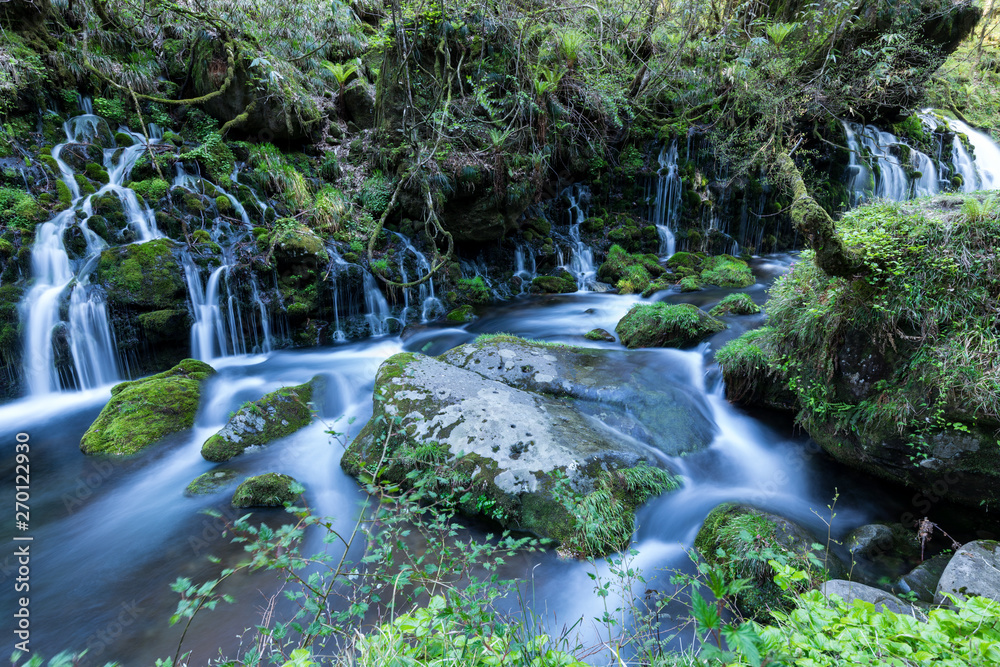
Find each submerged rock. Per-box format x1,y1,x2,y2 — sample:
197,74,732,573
615,302,725,349
81,359,216,455
201,379,317,462
584,328,615,342
934,540,1000,606
186,469,238,496
341,336,705,557
231,473,300,507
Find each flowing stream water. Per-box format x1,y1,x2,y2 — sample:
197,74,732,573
0,256,916,664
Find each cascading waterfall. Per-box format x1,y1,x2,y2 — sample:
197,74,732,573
185,258,231,362
560,184,596,290
514,244,537,292
843,113,1000,204
392,233,444,322
18,113,167,394
651,142,682,257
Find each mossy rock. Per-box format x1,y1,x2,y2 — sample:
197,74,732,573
615,303,725,349
95,239,186,309
137,309,191,344
709,293,762,316
185,469,238,496
445,305,477,322
342,343,689,558
584,328,615,342
201,379,317,462
641,277,672,297
667,251,702,271
695,504,842,621
80,359,217,456
455,276,491,304
715,328,797,410
679,276,701,292
598,244,664,294
128,178,170,204
531,274,577,294
231,473,300,508
700,255,755,288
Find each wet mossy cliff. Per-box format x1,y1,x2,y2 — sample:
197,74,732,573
340,336,723,557
721,195,1000,508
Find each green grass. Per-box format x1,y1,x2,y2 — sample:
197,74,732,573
709,293,761,316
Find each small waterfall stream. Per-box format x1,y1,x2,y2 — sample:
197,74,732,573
652,141,682,258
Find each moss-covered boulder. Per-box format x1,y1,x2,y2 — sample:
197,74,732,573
342,337,704,557
94,239,186,309
201,380,317,462
185,469,238,496
531,273,577,294
445,305,477,322
700,255,755,288
748,196,1000,508
231,473,301,507
709,293,762,316
80,359,217,455
597,245,665,294
695,503,844,621
615,303,725,349
715,328,797,411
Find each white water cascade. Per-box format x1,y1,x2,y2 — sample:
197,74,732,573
844,113,1000,205
19,113,167,394
392,233,445,322
651,142,682,257
560,184,596,291
514,244,537,292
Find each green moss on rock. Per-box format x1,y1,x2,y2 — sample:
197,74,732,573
584,328,615,342
201,380,316,462
598,244,664,293
531,274,577,294
709,293,762,316
700,255,755,288
615,302,725,349
95,239,186,309
445,305,477,322
185,469,238,496
80,359,217,456
231,473,300,507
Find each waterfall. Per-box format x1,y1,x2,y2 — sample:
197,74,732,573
844,113,1000,205
185,258,231,362
561,184,595,291
514,244,537,292
18,114,158,394
652,142,682,257
362,270,392,336
946,117,1000,191
392,233,444,323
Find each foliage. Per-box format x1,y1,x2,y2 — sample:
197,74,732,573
709,294,761,317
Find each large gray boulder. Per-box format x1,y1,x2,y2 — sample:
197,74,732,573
821,580,923,617
341,337,712,557
934,540,1000,606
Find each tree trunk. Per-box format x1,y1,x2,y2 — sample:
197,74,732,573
776,151,863,278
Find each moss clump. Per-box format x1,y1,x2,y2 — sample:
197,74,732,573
456,276,492,303
445,305,477,322
0,187,45,229
584,328,615,342
598,244,664,293
185,469,238,496
615,302,725,349
231,473,300,507
709,293,762,316
201,380,316,462
95,239,186,309
84,163,110,184
80,359,217,456
679,276,701,292
700,255,755,287
128,178,170,203
695,504,830,621
137,309,190,343
530,274,577,294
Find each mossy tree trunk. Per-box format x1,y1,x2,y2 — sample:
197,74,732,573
777,150,863,279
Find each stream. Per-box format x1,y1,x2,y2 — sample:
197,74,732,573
0,255,919,663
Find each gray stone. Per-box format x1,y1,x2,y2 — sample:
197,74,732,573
342,79,376,130
341,337,694,557
901,554,950,603
821,580,922,617
934,540,1000,606
846,524,895,559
